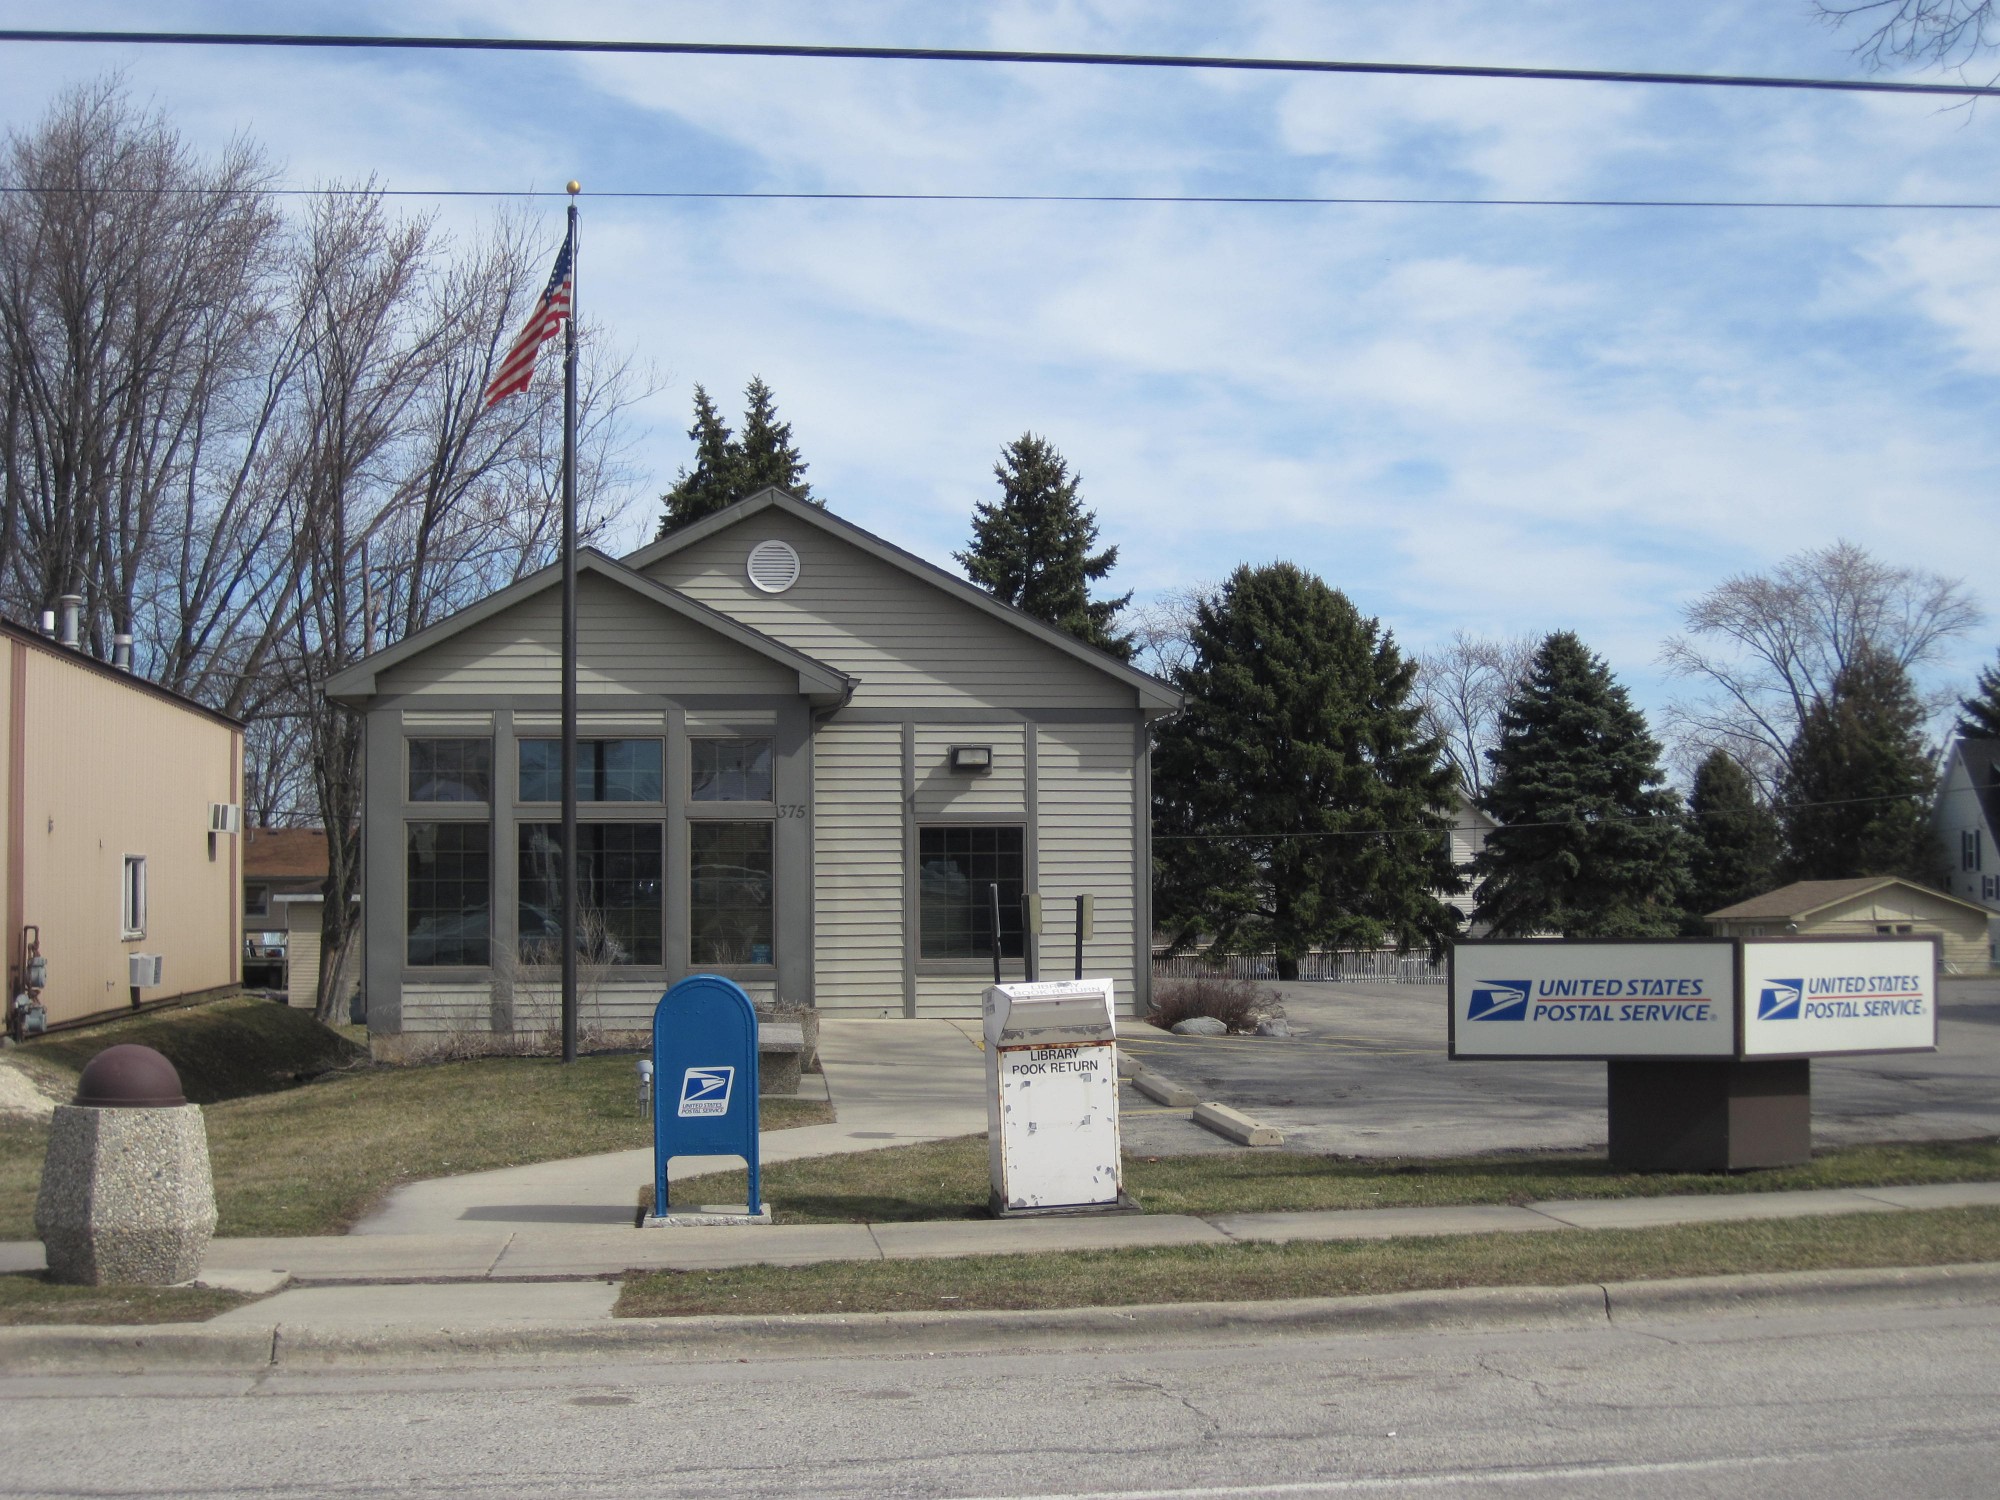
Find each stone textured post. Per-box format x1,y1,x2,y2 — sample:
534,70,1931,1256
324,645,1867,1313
35,1044,217,1286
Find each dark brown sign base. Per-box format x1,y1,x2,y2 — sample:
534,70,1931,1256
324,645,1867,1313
1606,1058,1812,1172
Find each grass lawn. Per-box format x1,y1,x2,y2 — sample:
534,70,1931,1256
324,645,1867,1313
0,996,833,1238
617,1205,2000,1318
665,1134,2000,1225
0,1271,249,1326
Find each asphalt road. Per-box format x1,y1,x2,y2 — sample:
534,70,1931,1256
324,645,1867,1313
4,1300,1997,1497
1120,978,2000,1157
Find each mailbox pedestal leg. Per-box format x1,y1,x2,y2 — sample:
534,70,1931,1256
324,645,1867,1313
1607,1059,1812,1173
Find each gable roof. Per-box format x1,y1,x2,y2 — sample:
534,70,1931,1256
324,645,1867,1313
625,488,1183,715
1708,875,1992,924
325,548,855,705
1943,738,2000,837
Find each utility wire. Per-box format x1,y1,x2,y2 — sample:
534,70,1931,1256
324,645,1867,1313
0,28,1996,100
4,185,1999,212
1154,785,1977,842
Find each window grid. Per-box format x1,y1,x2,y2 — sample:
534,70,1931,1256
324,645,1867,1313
408,738,492,803
690,738,774,802
919,826,1026,960
516,823,664,966
406,822,490,967
518,739,664,803
689,821,774,966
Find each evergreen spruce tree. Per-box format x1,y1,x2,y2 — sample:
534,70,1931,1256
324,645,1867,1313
1958,651,2000,740
657,377,818,535
1683,748,1781,928
1472,632,1687,937
1777,648,1942,883
956,434,1133,659
1152,564,1463,977
733,376,812,502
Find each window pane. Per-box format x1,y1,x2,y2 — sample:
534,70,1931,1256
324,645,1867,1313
407,822,489,966
919,826,1025,959
409,739,491,802
690,821,774,965
691,738,773,802
519,739,663,802
517,823,663,966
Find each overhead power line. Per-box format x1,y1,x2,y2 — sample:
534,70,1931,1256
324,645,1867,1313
4,185,2000,212
1,28,1997,100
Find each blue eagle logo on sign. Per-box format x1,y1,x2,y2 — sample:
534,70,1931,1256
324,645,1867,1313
1467,981,1531,1021
1758,982,1802,1022
678,1065,735,1117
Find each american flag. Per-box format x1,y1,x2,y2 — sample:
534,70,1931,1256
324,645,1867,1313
482,228,573,406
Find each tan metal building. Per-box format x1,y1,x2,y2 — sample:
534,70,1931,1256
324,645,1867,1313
2,620,242,1032
1706,876,1992,974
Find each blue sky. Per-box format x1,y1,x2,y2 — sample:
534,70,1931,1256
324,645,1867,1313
1,2,1996,735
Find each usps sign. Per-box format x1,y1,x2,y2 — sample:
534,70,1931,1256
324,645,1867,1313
1451,941,1736,1059
1742,939,1937,1058
677,1065,734,1117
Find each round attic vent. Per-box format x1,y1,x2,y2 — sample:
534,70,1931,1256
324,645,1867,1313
746,539,801,593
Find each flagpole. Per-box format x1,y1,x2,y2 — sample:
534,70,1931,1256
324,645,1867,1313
560,181,581,1065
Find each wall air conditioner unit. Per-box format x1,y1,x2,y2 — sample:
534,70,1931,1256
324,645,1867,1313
208,803,241,835
129,953,164,988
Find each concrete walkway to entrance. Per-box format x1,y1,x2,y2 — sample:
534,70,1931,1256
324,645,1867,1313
352,1018,992,1236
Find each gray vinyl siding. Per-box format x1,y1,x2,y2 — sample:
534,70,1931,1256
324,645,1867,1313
642,511,1130,711
1034,721,1138,1015
912,723,1027,816
812,722,906,1014
377,573,797,697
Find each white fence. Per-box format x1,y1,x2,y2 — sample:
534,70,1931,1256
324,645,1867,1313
1151,949,1445,985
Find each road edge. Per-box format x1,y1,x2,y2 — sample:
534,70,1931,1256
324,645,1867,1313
4,1261,1997,1373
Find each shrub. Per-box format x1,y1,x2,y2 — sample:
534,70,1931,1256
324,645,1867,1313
1146,976,1279,1033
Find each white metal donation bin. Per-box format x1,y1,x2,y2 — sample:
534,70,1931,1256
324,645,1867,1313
983,978,1127,1215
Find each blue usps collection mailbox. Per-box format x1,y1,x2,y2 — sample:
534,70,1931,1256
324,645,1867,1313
652,974,762,1216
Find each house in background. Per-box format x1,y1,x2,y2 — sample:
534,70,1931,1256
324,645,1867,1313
1706,875,1992,974
1442,790,1498,937
2,612,241,1034
242,827,329,989
328,489,1179,1060
1934,738,2000,965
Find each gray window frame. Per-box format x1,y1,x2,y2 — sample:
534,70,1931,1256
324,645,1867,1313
914,820,1030,976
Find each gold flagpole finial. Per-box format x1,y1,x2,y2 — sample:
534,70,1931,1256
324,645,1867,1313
566,180,581,196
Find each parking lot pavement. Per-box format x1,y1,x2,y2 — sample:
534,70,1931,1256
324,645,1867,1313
1119,977,2000,1158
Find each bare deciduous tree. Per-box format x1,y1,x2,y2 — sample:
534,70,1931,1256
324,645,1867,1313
1412,631,1538,800
1661,539,1981,796
1817,1,2000,73
0,83,651,1028
1127,582,1211,682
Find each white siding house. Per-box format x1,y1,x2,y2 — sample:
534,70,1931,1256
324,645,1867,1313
329,490,1179,1057
1934,738,2000,966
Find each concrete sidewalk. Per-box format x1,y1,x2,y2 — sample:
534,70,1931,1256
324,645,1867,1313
352,1017,991,1235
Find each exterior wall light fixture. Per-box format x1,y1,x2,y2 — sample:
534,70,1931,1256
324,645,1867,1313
949,745,993,774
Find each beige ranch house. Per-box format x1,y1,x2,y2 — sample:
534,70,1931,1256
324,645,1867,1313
329,489,1179,1059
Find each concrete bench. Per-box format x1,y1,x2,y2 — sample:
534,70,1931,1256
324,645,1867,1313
757,1021,807,1095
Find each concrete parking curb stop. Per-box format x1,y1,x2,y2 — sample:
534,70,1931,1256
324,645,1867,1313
1192,1100,1284,1146
4,1262,1995,1373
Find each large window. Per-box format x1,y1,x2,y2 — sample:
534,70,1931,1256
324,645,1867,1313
406,822,489,966
690,822,774,965
409,739,491,802
691,738,773,801
517,824,663,965
519,739,663,803
919,826,1025,960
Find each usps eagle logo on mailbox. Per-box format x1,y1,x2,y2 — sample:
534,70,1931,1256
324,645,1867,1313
1757,981,1803,1022
1467,981,1532,1021
678,1065,735,1117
